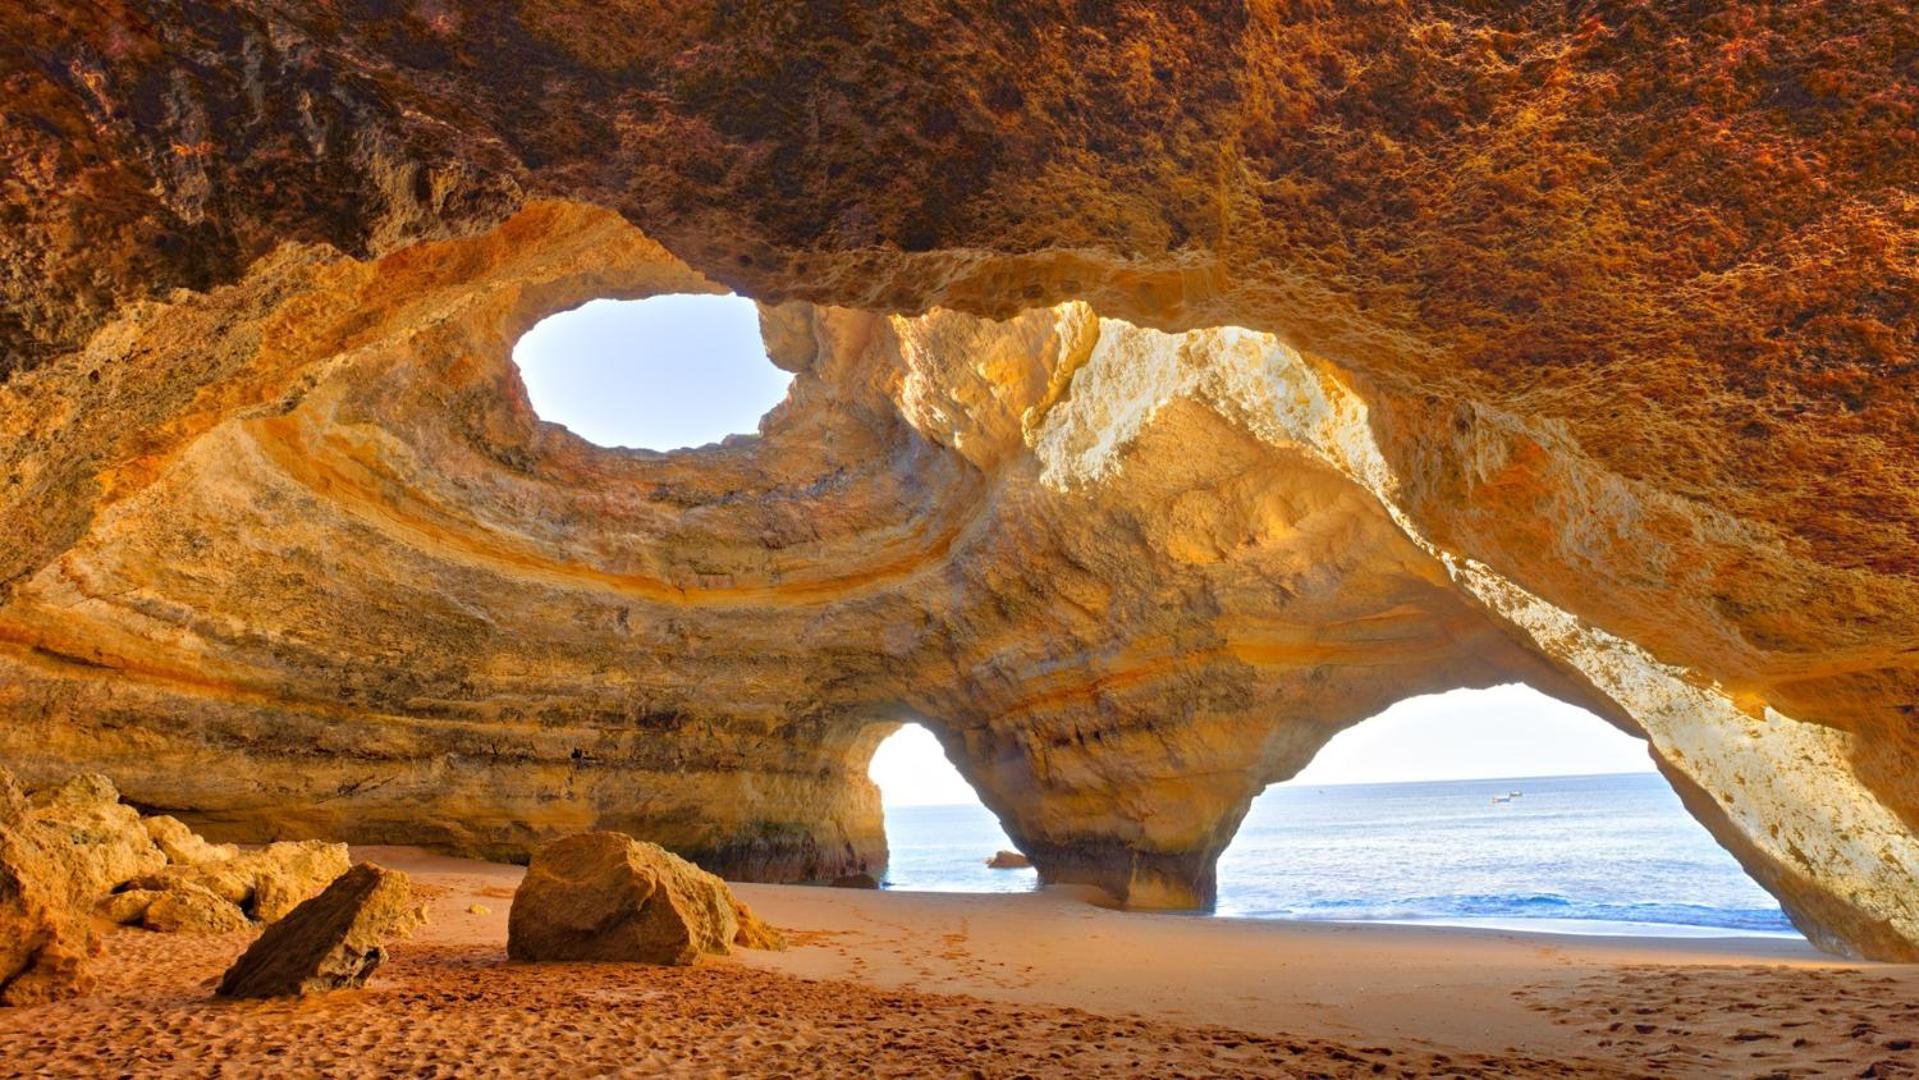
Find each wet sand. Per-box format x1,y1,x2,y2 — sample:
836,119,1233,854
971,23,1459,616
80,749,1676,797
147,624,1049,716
1,846,1913,1078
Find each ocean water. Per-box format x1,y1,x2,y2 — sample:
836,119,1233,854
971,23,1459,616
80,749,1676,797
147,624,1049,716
879,772,1801,938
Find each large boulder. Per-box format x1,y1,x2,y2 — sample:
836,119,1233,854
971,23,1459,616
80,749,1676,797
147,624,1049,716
217,863,424,998
508,832,782,966
0,769,165,1005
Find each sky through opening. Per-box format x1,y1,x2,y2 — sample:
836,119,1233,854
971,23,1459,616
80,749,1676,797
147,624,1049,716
868,685,1652,808
512,294,791,451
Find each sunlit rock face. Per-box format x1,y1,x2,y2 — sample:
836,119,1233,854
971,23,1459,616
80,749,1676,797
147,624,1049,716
0,202,1569,899
0,206,913,883
2,4,1915,957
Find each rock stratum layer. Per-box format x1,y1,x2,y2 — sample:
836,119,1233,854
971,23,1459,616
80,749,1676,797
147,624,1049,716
1,4,1914,957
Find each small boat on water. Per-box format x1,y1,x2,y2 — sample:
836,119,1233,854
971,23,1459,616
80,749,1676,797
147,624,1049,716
1510,790,1523,798
1492,794,1513,804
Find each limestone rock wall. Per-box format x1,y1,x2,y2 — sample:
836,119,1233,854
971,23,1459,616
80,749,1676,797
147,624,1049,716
1,205,909,882
2,3,1915,957
0,202,1579,899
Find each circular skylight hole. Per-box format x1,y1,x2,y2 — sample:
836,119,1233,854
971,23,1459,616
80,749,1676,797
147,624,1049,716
512,294,793,451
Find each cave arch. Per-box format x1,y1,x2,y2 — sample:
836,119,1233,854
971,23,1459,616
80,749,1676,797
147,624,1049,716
865,721,1037,893
4,187,1916,961
1212,685,1794,937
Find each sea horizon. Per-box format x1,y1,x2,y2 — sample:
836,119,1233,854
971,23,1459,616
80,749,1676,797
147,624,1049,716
879,767,1663,810
879,771,1800,941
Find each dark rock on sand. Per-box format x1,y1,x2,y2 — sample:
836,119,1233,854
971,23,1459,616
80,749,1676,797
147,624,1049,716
217,863,424,998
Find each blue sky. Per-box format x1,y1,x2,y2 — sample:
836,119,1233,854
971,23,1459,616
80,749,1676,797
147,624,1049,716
871,685,1653,807
511,294,792,451
513,299,1654,808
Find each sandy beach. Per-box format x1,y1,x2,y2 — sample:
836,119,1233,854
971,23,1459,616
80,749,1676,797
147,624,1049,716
0,847,1912,1078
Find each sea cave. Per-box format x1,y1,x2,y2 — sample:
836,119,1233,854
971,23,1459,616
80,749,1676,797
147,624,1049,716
3,3,1916,1075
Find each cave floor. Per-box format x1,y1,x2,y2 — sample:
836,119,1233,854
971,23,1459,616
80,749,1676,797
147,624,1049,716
1,847,1913,1079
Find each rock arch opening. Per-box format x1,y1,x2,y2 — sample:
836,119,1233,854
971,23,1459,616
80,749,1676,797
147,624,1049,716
510,293,793,451
1216,685,1797,938
866,722,1036,894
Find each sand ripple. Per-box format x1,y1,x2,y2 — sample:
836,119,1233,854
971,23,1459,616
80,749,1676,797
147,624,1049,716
0,930,1621,1078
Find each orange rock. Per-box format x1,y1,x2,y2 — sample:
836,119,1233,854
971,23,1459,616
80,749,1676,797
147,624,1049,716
508,833,752,966
730,897,787,952
1,3,1916,962
217,863,424,998
141,883,249,935
143,817,238,867
128,839,350,925
0,769,163,1004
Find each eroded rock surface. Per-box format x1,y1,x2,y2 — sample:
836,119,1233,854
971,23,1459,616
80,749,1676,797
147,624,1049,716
1,4,1915,958
125,840,350,925
0,769,163,1004
142,882,252,936
218,862,424,998
143,817,238,867
1,767,352,1000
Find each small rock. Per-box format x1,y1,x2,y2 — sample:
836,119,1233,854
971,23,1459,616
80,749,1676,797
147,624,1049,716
731,897,787,951
467,903,490,916
128,839,349,924
95,889,165,926
985,850,1032,870
143,816,238,866
250,841,352,922
130,861,254,906
217,863,424,998
142,882,251,935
